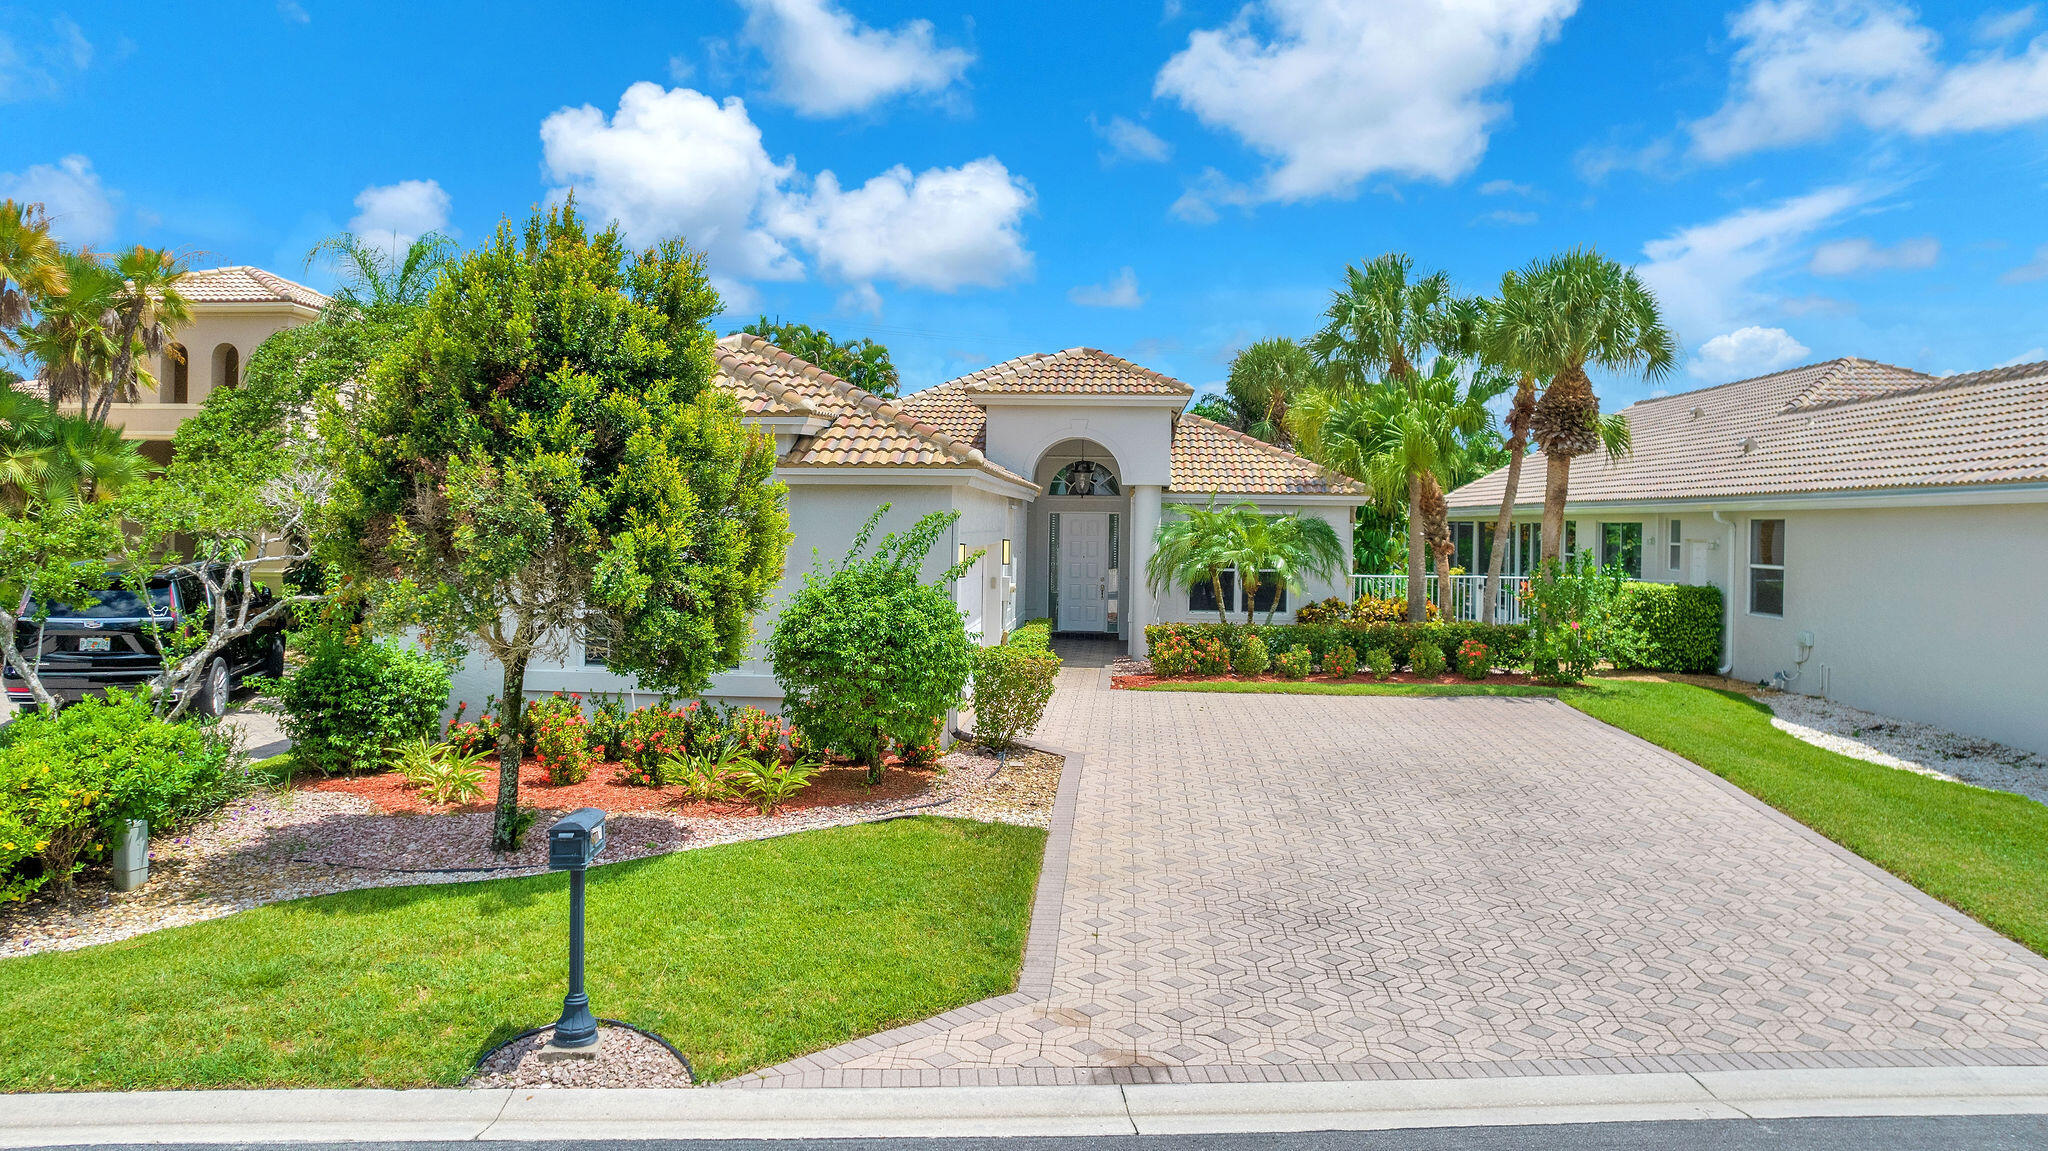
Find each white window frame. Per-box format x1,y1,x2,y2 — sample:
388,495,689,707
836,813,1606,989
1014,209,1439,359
1748,519,1786,617
1667,518,1683,572
582,607,614,666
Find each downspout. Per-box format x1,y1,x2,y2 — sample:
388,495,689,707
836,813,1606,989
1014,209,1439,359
1711,508,1737,677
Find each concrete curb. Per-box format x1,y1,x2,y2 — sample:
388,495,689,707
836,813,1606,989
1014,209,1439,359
6,1066,2048,1144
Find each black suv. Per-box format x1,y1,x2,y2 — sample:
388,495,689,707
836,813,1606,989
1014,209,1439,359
4,570,287,715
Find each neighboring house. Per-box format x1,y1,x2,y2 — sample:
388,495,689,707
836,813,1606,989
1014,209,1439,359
1446,357,2048,755
431,336,1367,712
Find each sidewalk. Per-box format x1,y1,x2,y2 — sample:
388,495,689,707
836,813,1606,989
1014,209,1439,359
6,1066,2048,1145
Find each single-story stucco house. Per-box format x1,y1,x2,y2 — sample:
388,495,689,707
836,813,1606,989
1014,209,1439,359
447,334,1367,712
1445,356,2048,756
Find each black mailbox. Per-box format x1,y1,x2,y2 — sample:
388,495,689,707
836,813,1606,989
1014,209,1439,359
548,808,607,871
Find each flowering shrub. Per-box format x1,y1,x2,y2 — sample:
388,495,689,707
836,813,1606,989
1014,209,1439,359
1352,595,1441,623
1234,632,1271,676
723,705,787,762
1273,645,1313,680
1408,641,1447,678
443,698,502,757
526,695,594,785
1149,631,1198,678
1456,639,1491,681
1189,635,1233,677
1523,557,1625,684
1364,647,1394,680
894,714,945,769
1321,644,1358,678
620,703,696,778
588,693,630,761
1292,597,1351,625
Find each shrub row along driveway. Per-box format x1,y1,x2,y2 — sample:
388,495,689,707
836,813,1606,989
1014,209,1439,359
744,672,2048,1086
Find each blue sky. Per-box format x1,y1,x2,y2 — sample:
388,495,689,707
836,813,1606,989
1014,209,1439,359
6,0,2047,405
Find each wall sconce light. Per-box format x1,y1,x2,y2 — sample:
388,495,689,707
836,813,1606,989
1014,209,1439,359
1001,538,1012,566
957,542,968,564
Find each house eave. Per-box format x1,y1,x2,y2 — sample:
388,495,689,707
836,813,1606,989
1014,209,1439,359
1446,480,2048,517
776,465,1038,500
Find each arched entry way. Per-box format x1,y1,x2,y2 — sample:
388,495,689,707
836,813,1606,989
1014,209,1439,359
1028,439,1130,638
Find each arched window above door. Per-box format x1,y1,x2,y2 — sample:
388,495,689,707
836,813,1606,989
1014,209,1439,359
1049,460,1118,496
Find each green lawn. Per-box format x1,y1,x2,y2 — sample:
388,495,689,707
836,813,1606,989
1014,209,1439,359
1563,679,2048,958
1131,680,1558,698
0,817,1044,1091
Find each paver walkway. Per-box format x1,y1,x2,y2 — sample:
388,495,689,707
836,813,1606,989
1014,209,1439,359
742,668,2048,1087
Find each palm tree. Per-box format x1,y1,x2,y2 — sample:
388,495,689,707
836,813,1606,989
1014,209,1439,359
1475,263,1551,623
1231,511,1347,625
1304,252,1478,620
1524,250,1675,566
20,252,121,418
1147,499,1250,626
308,231,457,312
0,200,66,352
0,389,152,511
1213,337,1321,444
89,246,191,426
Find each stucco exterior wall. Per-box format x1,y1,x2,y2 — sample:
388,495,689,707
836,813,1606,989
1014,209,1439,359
979,402,1177,487
1151,500,1356,626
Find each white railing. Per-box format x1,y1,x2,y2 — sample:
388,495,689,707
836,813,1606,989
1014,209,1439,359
1351,573,1530,624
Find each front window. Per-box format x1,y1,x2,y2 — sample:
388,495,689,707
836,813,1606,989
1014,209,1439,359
1188,570,1236,613
1247,571,1287,615
1600,522,1643,578
582,608,614,666
1749,519,1786,616
1452,522,1477,572
1048,460,1119,496
1668,519,1683,571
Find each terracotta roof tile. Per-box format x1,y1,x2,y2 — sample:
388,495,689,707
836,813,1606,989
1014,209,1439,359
948,347,1194,396
714,334,1032,487
1447,356,2048,509
1171,414,1369,496
177,266,330,309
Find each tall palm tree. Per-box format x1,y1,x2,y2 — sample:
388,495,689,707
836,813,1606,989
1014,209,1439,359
1305,252,1478,620
0,200,67,352
90,246,191,426
1214,337,1321,445
1523,250,1675,566
1147,499,1250,626
1231,511,1347,625
308,231,457,311
1474,263,1552,623
20,252,121,417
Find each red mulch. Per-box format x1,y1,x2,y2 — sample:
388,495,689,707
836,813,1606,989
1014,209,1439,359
303,754,940,817
1112,669,1543,689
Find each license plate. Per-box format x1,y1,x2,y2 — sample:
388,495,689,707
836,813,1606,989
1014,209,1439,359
78,636,111,653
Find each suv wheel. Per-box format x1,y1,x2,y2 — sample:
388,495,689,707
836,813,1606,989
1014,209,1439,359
262,636,286,679
198,657,231,717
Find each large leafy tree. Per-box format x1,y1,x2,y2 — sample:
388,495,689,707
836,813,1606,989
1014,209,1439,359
327,204,791,849
768,506,975,783
740,316,898,398
1301,252,1478,620
1521,250,1673,566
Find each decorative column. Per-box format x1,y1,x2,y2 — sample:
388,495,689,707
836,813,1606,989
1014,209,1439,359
1127,484,1163,656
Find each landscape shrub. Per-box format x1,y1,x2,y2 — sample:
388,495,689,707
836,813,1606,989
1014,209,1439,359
443,698,500,756
1234,632,1271,676
526,695,594,785
1189,635,1233,677
1523,557,1625,684
274,626,450,776
1144,620,1528,670
1292,597,1350,625
1409,641,1447,678
587,694,631,761
1148,630,1198,678
1007,618,1053,652
1273,645,1313,680
895,715,946,769
732,754,822,816
0,690,243,901
972,642,1061,750
722,705,787,762
620,703,695,778
1611,582,1723,673
1351,595,1441,623
1322,644,1358,678
1456,639,1491,681
1364,647,1395,680
388,738,488,805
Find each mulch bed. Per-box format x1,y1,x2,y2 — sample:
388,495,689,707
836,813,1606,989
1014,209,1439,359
304,754,937,818
1112,669,1545,689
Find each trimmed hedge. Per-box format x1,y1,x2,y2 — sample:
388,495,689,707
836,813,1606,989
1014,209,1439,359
1007,618,1052,653
1612,582,1723,673
1145,620,1529,670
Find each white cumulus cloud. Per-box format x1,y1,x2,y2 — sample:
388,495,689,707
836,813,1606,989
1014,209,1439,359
1638,184,1867,343
1807,235,1938,275
1691,326,1811,379
1155,0,1577,209
542,83,1033,301
1092,115,1172,164
737,0,972,117
1069,267,1144,308
1690,0,2048,160
2003,242,2048,283
349,178,451,257
1,154,116,246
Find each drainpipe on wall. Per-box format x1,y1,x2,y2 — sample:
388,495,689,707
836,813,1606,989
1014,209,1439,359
1712,508,1737,677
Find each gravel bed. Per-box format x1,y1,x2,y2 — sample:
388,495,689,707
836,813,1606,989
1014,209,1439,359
1,744,1063,959
469,1023,692,1089
1761,690,2048,807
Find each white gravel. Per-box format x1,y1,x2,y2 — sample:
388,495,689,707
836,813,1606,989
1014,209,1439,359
469,1023,693,1089
1761,689,2048,807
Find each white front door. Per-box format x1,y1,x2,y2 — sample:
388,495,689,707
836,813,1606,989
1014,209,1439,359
1058,512,1110,633
1689,540,1711,588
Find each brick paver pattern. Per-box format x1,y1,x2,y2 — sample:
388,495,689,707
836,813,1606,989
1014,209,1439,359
760,677,2048,1084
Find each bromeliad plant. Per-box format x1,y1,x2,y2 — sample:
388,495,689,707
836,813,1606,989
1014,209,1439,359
387,737,488,805
733,752,823,816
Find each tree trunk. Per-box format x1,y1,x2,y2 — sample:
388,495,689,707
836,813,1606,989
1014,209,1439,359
0,615,58,715
1540,452,1572,570
1240,572,1259,626
1211,572,1230,626
1406,473,1425,622
865,724,886,786
1481,375,1536,624
490,650,530,852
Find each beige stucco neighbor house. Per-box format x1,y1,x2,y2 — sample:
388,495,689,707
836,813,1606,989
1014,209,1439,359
1446,357,2048,755
446,335,1367,712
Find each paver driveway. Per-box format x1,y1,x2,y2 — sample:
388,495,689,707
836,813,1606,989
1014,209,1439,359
743,668,2048,1086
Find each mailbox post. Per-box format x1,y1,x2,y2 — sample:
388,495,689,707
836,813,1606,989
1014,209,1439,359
546,808,607,1053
